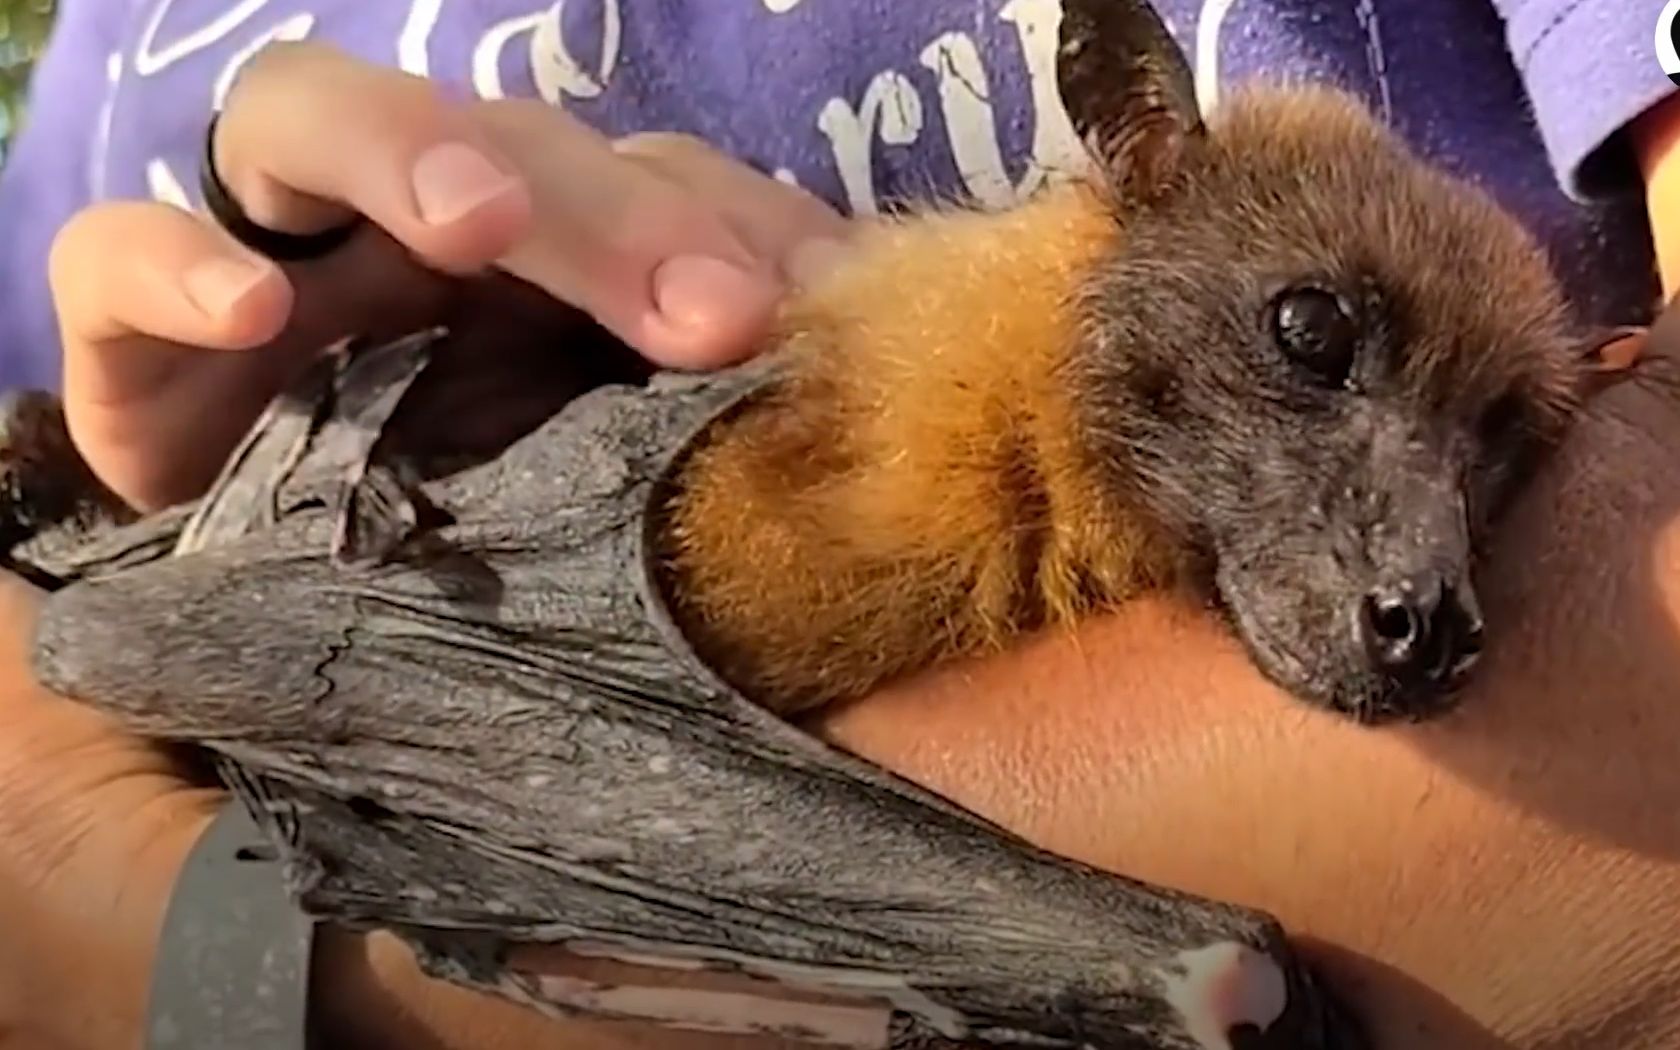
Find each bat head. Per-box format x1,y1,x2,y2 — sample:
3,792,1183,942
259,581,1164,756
1055,0,1588,723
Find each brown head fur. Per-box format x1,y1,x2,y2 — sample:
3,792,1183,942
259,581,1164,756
656,0,1587,722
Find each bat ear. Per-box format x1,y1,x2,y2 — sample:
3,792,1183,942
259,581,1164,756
1056,0,1205,203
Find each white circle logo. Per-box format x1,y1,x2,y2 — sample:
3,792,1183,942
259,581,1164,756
1660,0,1680,84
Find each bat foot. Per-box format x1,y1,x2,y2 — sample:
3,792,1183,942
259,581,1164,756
1160,941,1287,1048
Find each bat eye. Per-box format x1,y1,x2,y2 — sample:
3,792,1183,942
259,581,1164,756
1477,391,1525,446
1270,286,1359,386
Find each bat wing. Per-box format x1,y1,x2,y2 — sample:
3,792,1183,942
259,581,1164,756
27,332,1362,1050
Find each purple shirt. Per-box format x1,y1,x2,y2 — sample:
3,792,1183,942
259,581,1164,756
0,0,1667,391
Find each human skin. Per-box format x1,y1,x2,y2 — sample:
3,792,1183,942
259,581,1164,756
1635,94,1680,297
412,320,1680,1050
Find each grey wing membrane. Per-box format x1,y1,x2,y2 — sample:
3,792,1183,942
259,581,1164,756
27,332,1360,1050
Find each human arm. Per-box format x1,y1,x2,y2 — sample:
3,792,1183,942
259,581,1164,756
9,325,1680,1050
0,558,839,1050
814,326,1680,1048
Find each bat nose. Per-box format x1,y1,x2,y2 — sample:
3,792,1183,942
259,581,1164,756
1357,572,1485,689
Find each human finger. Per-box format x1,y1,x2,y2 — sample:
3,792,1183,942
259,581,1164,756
213,40,533,274
216,43,785,367
610,132,853,290
49,200,294,408
48,201,308,508
461,101,793,368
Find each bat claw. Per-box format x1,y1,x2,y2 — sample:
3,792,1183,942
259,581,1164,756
1159,941,1287,1049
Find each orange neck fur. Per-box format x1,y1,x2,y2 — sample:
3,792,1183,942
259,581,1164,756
660,184,1188,713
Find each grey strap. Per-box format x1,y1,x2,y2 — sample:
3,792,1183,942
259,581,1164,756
146,798,318,1050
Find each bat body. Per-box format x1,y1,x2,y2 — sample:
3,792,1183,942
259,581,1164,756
6,334,1362,1049
0,1,1603,1047
659,82,1583,723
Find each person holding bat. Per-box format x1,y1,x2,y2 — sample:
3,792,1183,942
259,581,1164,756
0,0,1677,1047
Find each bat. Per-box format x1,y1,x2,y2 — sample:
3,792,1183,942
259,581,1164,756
656,3,1589,725
0,0,1621,1046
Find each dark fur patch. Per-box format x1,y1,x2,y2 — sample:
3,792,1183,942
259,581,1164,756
1067,84,1582,719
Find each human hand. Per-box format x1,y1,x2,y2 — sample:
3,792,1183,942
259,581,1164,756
48,41,849,513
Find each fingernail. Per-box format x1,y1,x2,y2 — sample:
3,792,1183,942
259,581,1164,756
411,142,522,226
182,257,273,318
653,255,780,331
785,236,851,291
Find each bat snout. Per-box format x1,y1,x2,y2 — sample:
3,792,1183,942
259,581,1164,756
1355,571,1485,697
1213,524,1488,726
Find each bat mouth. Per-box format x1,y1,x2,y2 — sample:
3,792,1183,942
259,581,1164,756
1339,674,1471,726
1214,570,1477,726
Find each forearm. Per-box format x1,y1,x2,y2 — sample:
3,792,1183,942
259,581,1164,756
21,318,1680,1050
317,915,830,1050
